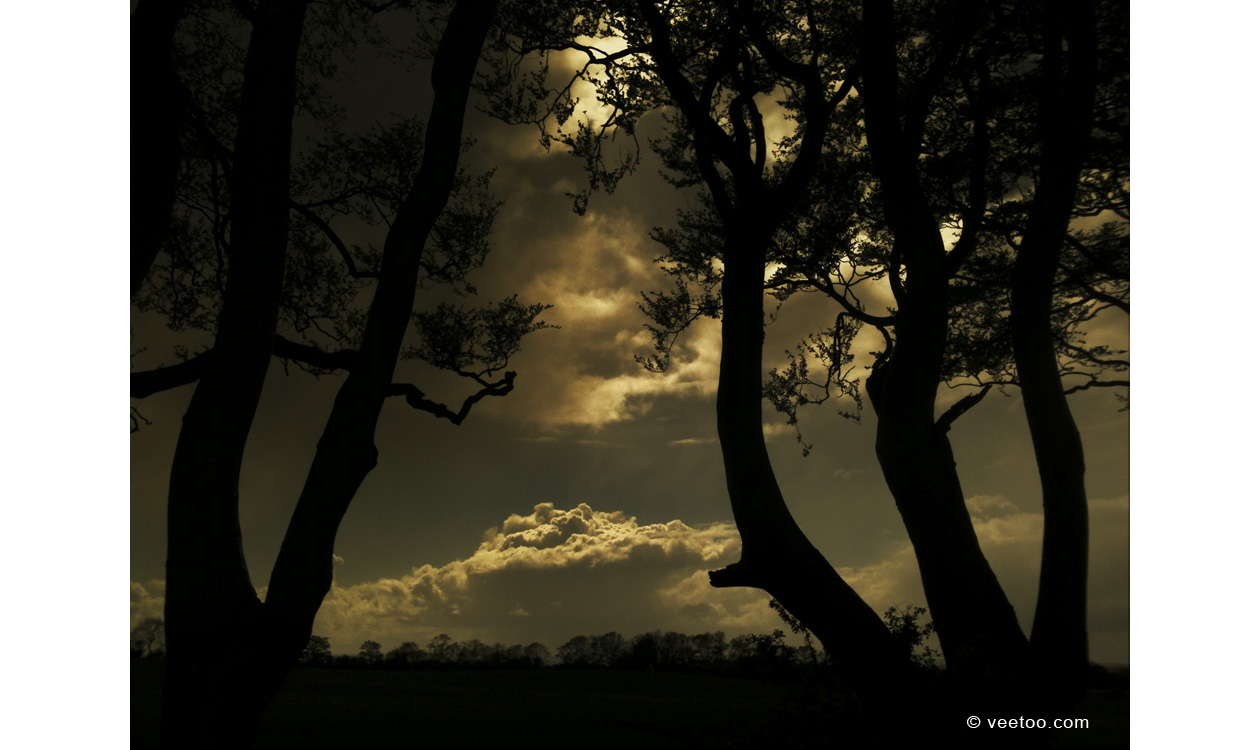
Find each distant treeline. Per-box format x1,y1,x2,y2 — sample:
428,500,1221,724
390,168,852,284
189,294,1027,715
132,604,942,679
294,629,826,679
133,620,829,677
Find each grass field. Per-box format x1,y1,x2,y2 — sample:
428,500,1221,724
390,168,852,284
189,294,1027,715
132,661,1128,747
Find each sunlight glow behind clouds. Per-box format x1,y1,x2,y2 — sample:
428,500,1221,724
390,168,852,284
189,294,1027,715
551,318,721,427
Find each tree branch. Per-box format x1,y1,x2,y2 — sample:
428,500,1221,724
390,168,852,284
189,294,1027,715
273,336,359,372
948,51,992,275
131,352,212,398
132,337,359,398
935,383,992,433
387,371,516,425
289,200,380,279
1062,379,1128,396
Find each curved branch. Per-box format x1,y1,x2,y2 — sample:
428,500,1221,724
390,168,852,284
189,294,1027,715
289,200,380,279
935,383,992,433
387,371,516,425
809,272,897,326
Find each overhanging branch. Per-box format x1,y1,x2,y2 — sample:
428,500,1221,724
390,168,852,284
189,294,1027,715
131,336,359,398
387,371,516,425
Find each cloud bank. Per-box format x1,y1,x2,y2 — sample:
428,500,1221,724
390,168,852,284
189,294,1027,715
131,496,1127,663
310,503,775,653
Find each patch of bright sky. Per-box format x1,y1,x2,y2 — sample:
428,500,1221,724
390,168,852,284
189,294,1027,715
553,34,632,137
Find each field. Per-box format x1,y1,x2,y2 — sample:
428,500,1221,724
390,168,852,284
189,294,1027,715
132,661,1128,747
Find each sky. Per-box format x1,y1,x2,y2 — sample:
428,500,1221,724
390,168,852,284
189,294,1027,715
128,13,1132,664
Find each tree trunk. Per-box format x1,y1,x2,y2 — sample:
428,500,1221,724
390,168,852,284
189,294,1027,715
709,213,908,688
131,0,189,296
1016,0,1099,706
860,0,1028,692
161,2,500,744
160,1,309,746
264,0,501,650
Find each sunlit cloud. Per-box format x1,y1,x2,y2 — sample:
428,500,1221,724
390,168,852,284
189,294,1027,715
306,503,745,652
547,318,722,427
130,580,165,630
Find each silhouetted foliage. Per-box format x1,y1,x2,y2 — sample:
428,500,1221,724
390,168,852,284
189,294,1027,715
298,635,332,666
358,640,383,665
883,605,942,673
131,617,167,659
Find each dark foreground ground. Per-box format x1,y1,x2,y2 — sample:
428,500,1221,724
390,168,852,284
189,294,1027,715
132,661,1128,748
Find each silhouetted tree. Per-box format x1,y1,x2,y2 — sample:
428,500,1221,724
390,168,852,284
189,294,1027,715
427,633,456,664
299,635,332,666
384,641,424,667
493,0,1127,721
358,640,383,665
129,1,552,745
131,617,167,659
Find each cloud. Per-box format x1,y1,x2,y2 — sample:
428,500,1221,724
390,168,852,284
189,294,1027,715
309,503,748,652
130,580,165,630
128,498,1128,663
536,318,722,428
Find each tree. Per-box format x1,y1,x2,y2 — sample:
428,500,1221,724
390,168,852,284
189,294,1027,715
385,641,423,667
130,0,550,744
358,640,383,665
299,635,332,666
131,617,167,659
495,0,1127,722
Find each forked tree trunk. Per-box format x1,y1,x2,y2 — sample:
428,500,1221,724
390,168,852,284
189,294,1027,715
160,2,499,745
264,0,500,656
161,0,310,746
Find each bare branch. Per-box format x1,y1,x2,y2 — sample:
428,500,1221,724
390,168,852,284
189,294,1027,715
935,383,992,433
1063,379,1129,396
387,372,517,425
132,337,359,398
131,405,154,434
131,352,211,398
273,336,359,372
